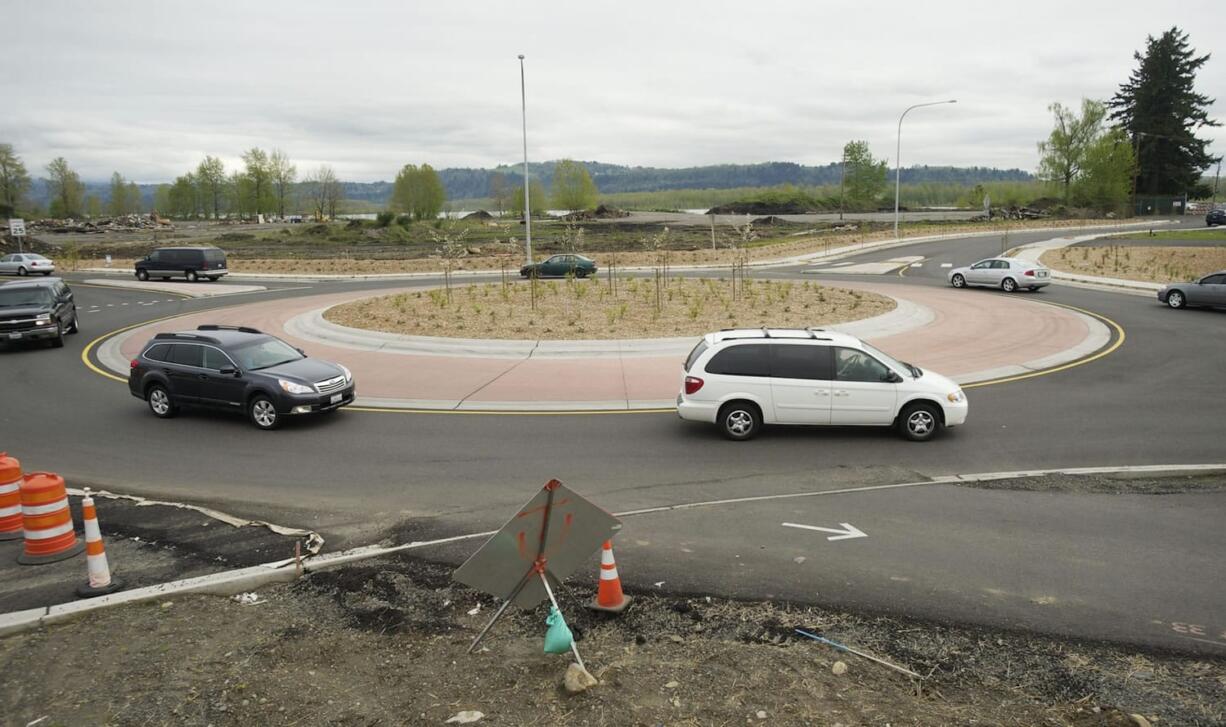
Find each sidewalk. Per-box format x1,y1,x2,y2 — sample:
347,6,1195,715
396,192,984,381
100,280,1106,411
1012,232,1168,296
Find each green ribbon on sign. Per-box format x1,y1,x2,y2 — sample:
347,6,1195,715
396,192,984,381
543,606,574,654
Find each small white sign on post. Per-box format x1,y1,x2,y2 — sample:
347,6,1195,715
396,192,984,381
105,254,113,267
8,218,25,237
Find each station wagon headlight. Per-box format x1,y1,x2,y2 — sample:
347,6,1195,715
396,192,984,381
34,313,51,325
338,364,352,383
279,379,314,395
947,390,965,403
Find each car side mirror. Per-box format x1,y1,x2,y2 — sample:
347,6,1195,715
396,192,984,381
296,347,306,356
883,371,903,383
219,366,239,377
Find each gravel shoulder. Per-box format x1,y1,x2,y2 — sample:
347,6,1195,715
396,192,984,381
4,554,1222,726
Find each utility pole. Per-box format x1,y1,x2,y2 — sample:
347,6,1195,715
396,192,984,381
1214,159,1221,207
518,54,532,265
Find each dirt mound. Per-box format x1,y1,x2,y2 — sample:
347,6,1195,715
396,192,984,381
707,201,815,215
463,210,494,220
751,215,789,226
562,204,630,221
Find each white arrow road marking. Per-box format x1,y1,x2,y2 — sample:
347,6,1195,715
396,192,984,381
940,263,953,268
781,522,868,541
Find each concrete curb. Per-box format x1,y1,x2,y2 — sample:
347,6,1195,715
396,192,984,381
82,278,268,297
5,463,1223,638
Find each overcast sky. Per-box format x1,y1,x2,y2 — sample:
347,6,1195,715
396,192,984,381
4,0,1224,183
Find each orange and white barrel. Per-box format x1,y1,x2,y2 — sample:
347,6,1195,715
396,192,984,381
18,472,85,565
0,452,23,541
77,487,123,597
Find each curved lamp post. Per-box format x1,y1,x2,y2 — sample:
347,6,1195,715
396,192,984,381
894,99,956,238
518,54,533,265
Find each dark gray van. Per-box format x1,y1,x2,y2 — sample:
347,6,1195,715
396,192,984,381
135,247,228,282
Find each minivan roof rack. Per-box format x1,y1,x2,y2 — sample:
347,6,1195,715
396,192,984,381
760,327,771,338
197,325,263,334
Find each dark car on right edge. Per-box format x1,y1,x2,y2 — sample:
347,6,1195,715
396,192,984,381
1206,207,1226,227
128,325,355,429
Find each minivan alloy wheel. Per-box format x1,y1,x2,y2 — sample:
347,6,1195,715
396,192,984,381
726,410,754,436
907,409,935,436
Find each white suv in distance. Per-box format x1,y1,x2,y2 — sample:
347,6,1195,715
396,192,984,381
677,328,968,441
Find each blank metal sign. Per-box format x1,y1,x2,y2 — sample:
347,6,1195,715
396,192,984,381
454,480,621,609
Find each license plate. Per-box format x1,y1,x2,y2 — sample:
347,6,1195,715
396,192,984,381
330,393,342,404
8,332,20,340
1037,271,1048,277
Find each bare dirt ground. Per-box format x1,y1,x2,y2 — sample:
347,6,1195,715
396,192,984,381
1040,246,1226,284
324,278,894,340
4,554,1223,726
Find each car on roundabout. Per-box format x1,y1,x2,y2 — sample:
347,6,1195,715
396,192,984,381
948,257,1050,292
520,254,597,278
0,253,56,276
1206,207,1226,226
0,277,79,348
1157,270,1226,310
676,328,967,442
128,325,355,430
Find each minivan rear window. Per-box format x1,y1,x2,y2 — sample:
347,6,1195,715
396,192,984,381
684,340,709,372
203,249,225,263
705,344,771,377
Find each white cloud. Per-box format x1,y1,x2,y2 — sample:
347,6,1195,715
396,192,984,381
2,0,1222,182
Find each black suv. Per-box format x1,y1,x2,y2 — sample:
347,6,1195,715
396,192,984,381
0,278,79,348
127,325,355,429
1207,208,1226,227
135,247,228,282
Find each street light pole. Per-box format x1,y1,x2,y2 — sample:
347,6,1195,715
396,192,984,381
894,99,956,238
518,54,533,265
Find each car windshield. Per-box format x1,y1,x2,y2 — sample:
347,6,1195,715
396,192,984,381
859,341,913,377
230,338,304,370
0,287,53,308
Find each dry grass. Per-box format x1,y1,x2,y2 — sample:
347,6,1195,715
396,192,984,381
1041,245,1226,284
85,219,1127,276
324,277,894,340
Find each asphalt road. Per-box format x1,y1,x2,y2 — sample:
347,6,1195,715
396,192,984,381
2,217,1224,655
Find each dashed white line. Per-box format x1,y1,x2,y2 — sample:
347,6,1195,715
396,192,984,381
940,263,953,268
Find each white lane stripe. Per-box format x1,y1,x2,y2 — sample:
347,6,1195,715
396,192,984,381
23,521,74,539
22,499,69,515
940,263,953,268
910,263,923,267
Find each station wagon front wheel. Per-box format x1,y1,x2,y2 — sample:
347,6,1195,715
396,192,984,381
719,402,761,441
249,396,282,430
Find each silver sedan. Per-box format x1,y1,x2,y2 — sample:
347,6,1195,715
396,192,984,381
948,257,1051,293
0,253,56,276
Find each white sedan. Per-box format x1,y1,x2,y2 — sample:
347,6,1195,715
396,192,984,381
948,257,1050,292
0,253,56,276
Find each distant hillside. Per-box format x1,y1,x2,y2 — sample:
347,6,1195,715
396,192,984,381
438,161,1034,201
27,161,1033,212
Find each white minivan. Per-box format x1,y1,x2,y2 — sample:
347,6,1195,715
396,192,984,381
676,328,968,441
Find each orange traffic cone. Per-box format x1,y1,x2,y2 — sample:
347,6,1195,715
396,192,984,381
0,453,23,541
17,472,85,565
588,540,632,613
77,488,123,598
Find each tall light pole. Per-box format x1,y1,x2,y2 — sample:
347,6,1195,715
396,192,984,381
894,99,956,238
518,54,533,265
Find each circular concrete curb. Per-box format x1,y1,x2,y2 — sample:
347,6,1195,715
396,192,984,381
284,289,932,359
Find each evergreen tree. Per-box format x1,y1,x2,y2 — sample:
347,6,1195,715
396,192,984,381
1108,27,1219,195
841,141,888,210
0,144,32,217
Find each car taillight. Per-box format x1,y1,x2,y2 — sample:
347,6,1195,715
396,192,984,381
130,359,140,369
1024,269,1035,277
684,376,704,395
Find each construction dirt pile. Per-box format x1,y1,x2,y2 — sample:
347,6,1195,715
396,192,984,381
2,554,1220,726
30,213,173,234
